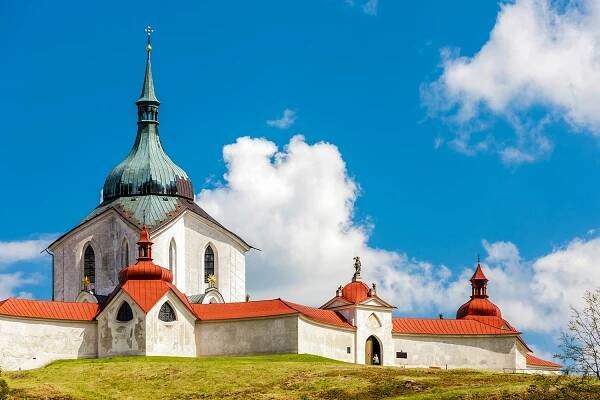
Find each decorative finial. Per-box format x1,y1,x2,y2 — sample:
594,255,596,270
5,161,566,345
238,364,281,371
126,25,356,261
477,254,480,264
352,256,362,281
145,25,154,53
207,274,217,289
82,275,91,291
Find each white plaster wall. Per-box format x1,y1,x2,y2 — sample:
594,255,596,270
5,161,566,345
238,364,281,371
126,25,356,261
182,212,246,302
297,318,355,363
97,292,146,357
0,316,97,371
196,316,298,356
151,217,187,291
515,342,528,370
50,211,139,301
392,335,519,371
355,307,394,366
145,292,197,357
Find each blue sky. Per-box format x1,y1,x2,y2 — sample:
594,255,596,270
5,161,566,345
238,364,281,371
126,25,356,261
3,0,600,358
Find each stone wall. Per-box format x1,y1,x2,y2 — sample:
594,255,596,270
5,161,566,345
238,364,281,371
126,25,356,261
196,316,298,356
145,292,197,357
297,318,355,363
392,334,519,371
51,209,247,303
50,211,138,301
0,316,97,371
97,292,146,357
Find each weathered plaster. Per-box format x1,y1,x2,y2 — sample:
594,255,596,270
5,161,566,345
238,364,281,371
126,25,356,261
0,316,97,371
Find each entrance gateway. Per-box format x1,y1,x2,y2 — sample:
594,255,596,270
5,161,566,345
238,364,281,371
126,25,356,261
365,335,382,365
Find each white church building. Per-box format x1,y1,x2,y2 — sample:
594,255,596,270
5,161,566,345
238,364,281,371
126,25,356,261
0,30,560,374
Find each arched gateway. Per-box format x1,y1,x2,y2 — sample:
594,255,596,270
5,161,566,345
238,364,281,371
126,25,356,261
365,335,382,365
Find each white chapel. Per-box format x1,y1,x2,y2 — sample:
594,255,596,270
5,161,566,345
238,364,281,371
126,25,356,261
0,29,560,374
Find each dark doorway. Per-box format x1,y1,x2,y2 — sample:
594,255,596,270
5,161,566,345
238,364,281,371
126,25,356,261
365,335,382,365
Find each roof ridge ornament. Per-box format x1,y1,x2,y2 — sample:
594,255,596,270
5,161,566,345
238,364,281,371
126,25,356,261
352,256,362,281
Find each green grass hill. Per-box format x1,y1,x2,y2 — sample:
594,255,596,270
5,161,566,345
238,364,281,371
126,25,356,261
3,354,600,399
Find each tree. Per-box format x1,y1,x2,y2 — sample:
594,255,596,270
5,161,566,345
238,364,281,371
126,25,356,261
556,289,600,378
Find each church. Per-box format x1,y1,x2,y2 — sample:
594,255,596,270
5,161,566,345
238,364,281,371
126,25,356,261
0,29,560,374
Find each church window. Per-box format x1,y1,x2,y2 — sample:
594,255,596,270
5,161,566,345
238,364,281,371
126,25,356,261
121,239,129,268
169,239,177,279
204,245,215,284
158,302,176,322
347,347,351,354
83,245,96,284
116,301,133,322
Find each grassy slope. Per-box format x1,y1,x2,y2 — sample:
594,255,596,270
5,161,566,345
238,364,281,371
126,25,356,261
3,354,599,400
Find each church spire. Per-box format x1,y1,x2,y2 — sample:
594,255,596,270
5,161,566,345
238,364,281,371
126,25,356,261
136,25,159,123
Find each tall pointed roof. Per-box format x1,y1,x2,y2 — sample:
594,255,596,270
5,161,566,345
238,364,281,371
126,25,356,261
471,263,488,282
101,26,194,202
137,26,159,104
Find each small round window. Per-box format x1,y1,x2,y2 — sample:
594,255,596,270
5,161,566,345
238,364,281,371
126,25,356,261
158,302,176,322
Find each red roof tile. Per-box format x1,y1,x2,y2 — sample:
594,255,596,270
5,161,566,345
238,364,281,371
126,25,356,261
193,299,354,329
471,264,488,281
457,298,502,319
192,299,297,320
0,298,99,321
341,281,370,304
526,353,561,369
281,300,353,329
392,317,519,336
117,279,192,314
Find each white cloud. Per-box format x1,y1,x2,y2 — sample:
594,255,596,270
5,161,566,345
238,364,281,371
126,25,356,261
424,0,600,164
266,109,296,130
0,237,54,264
363,0,378,16
0,272,43,299
197,135,600,336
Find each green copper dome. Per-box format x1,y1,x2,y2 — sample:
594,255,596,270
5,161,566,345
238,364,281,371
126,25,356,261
102,34,194,202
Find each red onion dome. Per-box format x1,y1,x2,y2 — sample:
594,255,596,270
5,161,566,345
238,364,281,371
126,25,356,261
456,297,502,319
341,281,370,304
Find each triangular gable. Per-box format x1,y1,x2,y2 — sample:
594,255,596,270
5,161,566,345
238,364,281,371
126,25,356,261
320,296,354,309
358,295,394,308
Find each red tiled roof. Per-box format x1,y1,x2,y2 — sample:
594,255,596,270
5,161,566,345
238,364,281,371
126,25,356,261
0,298,99,321
192,299,297,320
471,264,488,281
392,317,519,336
281,300,353,329
118,260,173,284
118,279,192,314
456,297,502,319
193,299,354,329
526,353,561,369
341,281,370,304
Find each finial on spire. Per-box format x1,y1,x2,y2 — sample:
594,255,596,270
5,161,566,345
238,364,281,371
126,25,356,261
477,254,480,264
145,25,154,53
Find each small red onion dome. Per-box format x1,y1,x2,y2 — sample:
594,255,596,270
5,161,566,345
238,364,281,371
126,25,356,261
456,263,502,319
456,297,502,319
118,226,173,284
341,281,370,304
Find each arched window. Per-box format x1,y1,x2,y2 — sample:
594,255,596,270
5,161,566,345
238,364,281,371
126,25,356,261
121,239,129,268
204,245,215,284
158,302,176,322
116,301,133,322
169,239,177,274
83,245,96,284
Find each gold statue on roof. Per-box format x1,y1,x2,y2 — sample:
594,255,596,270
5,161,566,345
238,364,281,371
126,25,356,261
207,274,217,289
82,276,91,291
